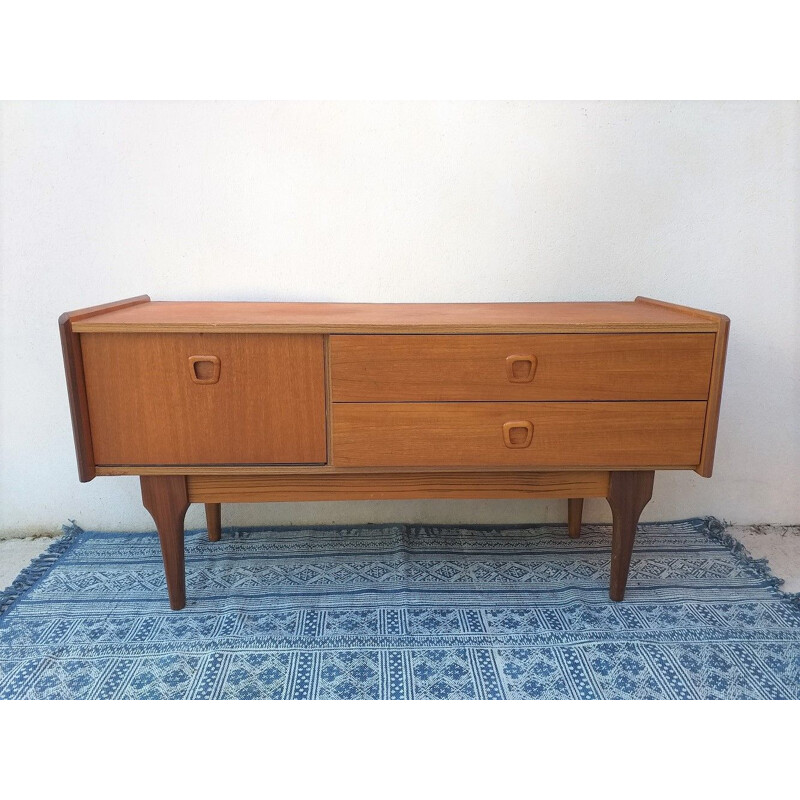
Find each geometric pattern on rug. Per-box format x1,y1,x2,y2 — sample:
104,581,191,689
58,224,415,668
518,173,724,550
1,518,798,699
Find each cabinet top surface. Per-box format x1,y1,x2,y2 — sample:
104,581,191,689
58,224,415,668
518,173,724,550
70,298,723,333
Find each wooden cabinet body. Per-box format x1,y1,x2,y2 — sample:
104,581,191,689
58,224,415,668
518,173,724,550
60,296,729,609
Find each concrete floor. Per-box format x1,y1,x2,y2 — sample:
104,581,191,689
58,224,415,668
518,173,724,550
726,524,800,593
0,536,59,594
2,525,800,596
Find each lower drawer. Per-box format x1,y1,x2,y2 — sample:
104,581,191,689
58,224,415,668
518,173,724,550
332,402,706,468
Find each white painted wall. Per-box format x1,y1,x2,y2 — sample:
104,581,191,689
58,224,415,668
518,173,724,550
1,101,798,535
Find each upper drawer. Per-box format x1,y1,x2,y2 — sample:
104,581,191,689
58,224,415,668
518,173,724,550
81,333,326,465
330,333,715,401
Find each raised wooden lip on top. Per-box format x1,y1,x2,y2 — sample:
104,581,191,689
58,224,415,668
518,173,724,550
69,297,722,334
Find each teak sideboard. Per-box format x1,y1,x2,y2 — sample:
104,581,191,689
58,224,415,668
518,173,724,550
60,297,729,610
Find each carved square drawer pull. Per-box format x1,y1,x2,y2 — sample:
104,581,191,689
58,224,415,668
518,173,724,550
502,420,534,448
506,354,537,383
189,355,221,384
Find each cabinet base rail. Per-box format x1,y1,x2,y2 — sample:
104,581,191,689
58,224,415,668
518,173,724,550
140,470,654,610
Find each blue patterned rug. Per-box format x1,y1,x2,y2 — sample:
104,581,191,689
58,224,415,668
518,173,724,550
1,517,799,699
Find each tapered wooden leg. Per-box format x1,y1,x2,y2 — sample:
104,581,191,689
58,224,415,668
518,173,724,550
141,476,190,610
606,471,654,601
206,503,221,542
568,498,583,539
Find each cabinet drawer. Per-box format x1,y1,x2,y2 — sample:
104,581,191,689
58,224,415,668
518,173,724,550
332,402,706,468
330,333,715,401
82,333,326,465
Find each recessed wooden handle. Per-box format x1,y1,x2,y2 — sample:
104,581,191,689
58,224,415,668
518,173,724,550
502,420,534,449
189,355,221,384
505,354,537,383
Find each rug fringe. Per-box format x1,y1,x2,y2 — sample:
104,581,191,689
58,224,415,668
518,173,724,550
699,516,800,607
4,517,799,617
0,521,84,617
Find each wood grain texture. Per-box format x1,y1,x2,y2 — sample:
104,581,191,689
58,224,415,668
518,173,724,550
96,463,696,476
606,470,655,601
205,503,221,542
568,498,583,539
332,402,707,468
696,315,730,477
59,295,151,482
324,334,333,465
330,333,715,402
70,300,718,334
62,294,151,323
82,333,326,465
187,471,611,502
635,297,729,477
634,295,726,323
140,476,189,610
